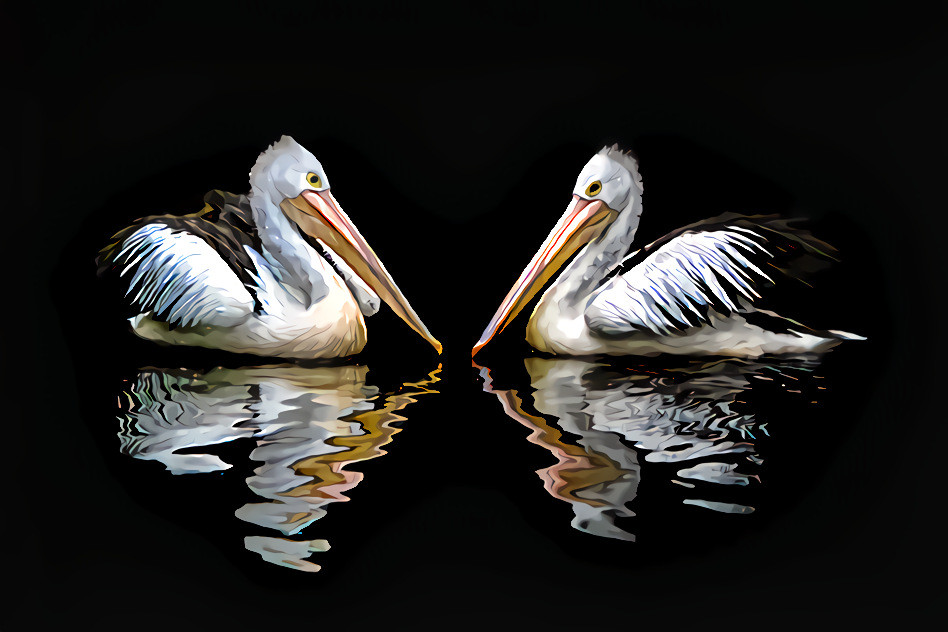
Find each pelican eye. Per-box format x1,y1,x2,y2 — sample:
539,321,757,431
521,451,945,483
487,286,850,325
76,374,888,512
585,180,603,196
306,172,323,188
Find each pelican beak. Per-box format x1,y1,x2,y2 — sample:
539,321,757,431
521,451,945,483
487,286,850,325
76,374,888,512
472,195,617,357
281,189,442,354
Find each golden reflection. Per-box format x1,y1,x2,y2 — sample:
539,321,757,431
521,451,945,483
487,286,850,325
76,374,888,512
477,355,822,541
118,363,440,572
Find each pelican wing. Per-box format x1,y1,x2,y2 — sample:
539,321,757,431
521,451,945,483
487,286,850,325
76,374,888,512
98,191,261,328
585,214,836,336
108,223,256,328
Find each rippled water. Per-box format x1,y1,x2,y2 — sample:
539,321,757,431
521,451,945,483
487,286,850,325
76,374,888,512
96,345,853,573
114,363,439,572
476,354,828,542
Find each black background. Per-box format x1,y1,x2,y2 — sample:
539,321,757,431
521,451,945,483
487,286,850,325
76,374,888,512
5,1,944,629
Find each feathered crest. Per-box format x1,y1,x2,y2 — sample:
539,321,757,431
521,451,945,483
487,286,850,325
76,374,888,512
598,144,644,194
248,135,326,205
249,135,305,181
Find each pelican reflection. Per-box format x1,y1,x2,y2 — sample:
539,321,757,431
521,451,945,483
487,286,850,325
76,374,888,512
477,355,824,541
118,363,439,571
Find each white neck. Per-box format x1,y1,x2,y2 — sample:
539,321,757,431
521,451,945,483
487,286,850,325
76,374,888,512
548,196,643,314
248,192,329,302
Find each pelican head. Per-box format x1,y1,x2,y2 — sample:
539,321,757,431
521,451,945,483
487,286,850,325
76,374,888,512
472,145,643,357
250,136,441,354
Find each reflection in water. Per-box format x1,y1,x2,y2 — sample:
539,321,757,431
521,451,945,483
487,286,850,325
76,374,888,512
118,363,439,571
477,355,824,541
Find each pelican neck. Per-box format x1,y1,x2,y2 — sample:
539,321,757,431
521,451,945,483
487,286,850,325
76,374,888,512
552,199,642,311
248,192,328,299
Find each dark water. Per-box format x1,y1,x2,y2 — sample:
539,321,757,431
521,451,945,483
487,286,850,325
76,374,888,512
76,335,876,575
476,354,829,541
114,362,440,572
101,351,838,574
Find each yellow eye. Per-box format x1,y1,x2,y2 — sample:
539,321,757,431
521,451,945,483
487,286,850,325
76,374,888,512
585,180,603,197
306,172,322,188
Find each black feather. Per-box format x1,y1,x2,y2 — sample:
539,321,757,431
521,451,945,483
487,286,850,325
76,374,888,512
605,213,837,287
96,190,265,316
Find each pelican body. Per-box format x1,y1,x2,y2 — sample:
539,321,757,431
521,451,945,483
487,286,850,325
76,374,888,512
474,146,861,358
98,136,440,359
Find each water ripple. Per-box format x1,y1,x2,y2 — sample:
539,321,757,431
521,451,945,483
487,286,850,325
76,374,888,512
476,355,825,541
117,363,440,571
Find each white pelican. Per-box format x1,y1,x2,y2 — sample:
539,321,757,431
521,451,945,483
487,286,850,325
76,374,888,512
98,136,441,359
473,145,863,358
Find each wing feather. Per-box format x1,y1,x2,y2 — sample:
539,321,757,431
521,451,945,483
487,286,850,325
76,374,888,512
108,223,254,328
98,190,266,328
586,226,779,337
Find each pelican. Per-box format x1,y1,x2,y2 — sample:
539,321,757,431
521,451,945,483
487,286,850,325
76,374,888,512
473,145,863,358
98,136,441,359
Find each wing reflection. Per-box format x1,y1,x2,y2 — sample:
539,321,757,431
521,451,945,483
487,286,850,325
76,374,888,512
477,355,823,542
118,363,440,572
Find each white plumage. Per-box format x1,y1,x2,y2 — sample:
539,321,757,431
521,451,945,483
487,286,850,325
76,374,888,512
586,228,771,336
100,136,440,359
475,145,863,358
118,224,256,328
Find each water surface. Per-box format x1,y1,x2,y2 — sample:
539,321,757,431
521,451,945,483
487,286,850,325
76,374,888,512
114,362,439,572
476,353,833,542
